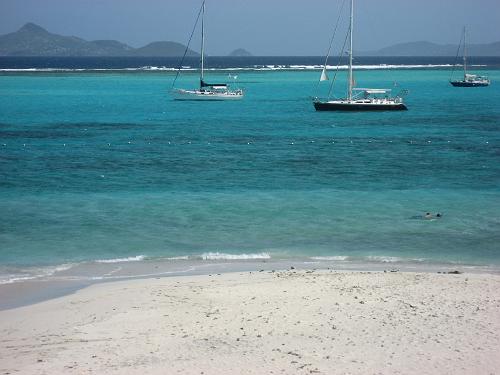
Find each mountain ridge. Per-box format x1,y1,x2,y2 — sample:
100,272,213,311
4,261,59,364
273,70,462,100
1,23,499,57
0,23,198,57
359,40,500,57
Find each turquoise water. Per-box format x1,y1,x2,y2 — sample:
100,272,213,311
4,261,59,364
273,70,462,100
1,67,500,279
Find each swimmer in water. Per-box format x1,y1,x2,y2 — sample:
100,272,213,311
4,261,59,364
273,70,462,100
423,212,443,220
410,212,443,220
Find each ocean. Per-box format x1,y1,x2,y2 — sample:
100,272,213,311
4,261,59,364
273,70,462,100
1,56,499,285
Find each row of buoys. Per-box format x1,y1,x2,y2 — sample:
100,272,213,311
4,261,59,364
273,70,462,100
1,140,492,147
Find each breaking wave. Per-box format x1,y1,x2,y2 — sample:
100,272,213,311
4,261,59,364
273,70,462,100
199,252,272,260
0,63,482,73
95,255,146,264
0,263,75,285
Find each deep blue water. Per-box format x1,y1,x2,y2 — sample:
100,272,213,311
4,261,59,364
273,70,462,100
0,57,499,282
0,56,498,70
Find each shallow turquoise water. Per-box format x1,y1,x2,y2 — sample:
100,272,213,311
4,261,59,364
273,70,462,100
1,68,499,274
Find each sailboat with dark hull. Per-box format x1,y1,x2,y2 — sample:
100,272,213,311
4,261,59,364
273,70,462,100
313,91,407,111
451,78,490,87
450,27,490,87
313,0,407,111
172,0,243,101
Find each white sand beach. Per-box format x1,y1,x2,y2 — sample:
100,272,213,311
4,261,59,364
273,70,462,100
1,270,499,374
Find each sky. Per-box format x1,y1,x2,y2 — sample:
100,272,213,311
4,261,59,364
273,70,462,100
1,0,499,56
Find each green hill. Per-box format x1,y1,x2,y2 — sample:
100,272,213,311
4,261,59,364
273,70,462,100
0,23,198,57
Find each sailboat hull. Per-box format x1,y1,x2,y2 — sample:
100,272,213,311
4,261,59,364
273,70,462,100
450,81,490,87
172,89,243,101
314,101,407,111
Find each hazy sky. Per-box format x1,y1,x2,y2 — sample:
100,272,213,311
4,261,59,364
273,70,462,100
1,0,499,55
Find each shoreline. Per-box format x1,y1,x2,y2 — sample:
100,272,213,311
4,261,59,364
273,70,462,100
1,269,499,374
2,257,499,311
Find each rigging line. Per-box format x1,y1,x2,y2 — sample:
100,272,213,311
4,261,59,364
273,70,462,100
450,29,464,82
172,0,205,89
315,0,347,94
327,20,350,100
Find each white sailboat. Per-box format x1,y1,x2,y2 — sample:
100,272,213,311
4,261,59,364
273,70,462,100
172,0,243,101
450,27,490,87
313,0,407,111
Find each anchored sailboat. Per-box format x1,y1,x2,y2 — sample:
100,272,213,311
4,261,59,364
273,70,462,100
313,0,407,111
172,0,243,101
450,27,490,87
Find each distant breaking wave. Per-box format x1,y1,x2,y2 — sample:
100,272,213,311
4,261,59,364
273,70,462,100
0,63,484,73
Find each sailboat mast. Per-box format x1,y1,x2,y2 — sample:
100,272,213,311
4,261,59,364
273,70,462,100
463,26,467,79
200,0,205,82
348,0,354,101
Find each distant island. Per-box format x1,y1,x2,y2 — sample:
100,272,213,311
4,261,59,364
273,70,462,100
359,40,500,57
0,23,198,57
229,48,252,57
1,23,499,57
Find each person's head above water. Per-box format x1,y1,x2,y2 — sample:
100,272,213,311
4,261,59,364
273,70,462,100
424,212,433,219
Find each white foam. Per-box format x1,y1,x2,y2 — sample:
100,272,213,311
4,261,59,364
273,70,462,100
200,252,271,260
243,64,462,71
365,256,404,263
311,256,349,261
166,255,190,260
52,264,76,272
365,256,426,263
0,274,38,284
0,263,75,285
0,66,188,72
95,255,146,264
0,63,486,73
